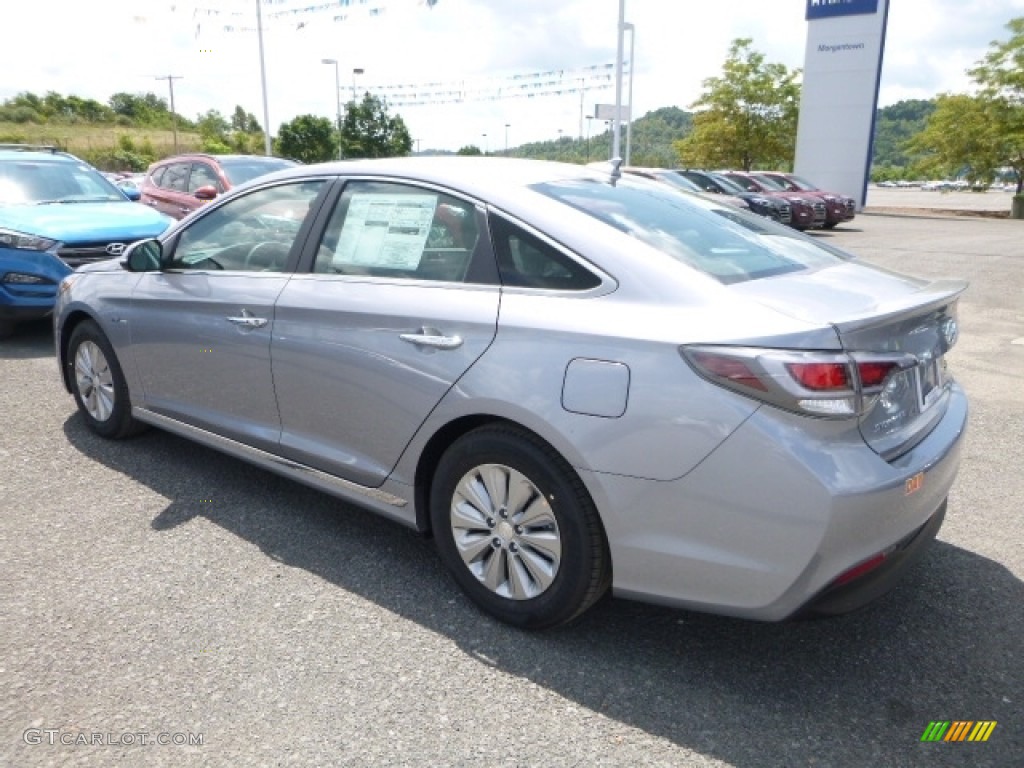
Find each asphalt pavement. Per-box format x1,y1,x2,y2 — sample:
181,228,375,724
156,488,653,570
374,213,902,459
1,211,1021,767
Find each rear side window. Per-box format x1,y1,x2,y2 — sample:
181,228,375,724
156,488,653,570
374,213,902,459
488,216,600,290
532,178,849,284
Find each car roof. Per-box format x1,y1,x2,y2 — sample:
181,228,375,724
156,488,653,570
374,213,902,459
0,148,81,164
153,153,293,164
263,156,613,203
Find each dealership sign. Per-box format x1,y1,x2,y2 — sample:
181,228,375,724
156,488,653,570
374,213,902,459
795,0,890,209
806,0,879,20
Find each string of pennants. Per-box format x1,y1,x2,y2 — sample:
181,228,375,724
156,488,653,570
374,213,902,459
364,64,626,108
185,0,439,34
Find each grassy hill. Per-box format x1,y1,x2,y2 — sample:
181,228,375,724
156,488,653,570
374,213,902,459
0,122,203,171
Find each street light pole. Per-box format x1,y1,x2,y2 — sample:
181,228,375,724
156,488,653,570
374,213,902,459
322,59,343,160
624,22,636,166
612,0,625,161
482,133,488,154
504,123,510,156
255,0,272,155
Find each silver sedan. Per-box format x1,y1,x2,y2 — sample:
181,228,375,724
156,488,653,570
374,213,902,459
54,158,968,629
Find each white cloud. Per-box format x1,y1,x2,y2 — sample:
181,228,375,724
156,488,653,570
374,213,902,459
2,0,1023,151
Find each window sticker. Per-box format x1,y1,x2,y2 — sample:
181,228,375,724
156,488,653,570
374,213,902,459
333,193,437,270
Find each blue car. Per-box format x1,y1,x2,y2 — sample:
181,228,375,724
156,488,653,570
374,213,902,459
0,145,172,337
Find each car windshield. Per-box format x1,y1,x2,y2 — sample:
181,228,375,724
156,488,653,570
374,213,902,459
706,173,749,196
218,158,298,186
653,172,704,194
784,174,817,191
532,177,850,284
751,174,787,191
0,160,125,204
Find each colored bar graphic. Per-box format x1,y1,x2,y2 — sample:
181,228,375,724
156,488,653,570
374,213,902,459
921,720,997,742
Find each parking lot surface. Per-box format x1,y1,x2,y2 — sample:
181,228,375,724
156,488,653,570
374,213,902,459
1,212,1021,767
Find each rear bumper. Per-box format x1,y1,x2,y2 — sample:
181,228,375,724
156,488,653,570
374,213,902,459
582,383,967,621
798,499,945,617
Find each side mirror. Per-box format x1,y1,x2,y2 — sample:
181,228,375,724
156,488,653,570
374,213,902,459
122,187,142,202
194,185,218,201
123,239,163,272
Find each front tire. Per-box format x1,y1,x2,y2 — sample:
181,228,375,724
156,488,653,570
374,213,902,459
68,320,145,439
430,425,610,629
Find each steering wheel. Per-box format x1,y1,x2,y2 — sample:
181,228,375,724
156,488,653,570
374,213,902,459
244,241,287,271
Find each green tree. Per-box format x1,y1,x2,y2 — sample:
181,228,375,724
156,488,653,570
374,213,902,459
340,93,412,159
673,38,800,171
910,18,1024,193
231,105,261,133
196,109,230,140
871,99,936,174
456,144,483,155
276,114,336,163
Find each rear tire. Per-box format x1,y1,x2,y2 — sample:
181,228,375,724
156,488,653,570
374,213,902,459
430,424,610,629
68,320,146,439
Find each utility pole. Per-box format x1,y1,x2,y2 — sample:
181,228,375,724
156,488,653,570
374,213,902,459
154,75,183,154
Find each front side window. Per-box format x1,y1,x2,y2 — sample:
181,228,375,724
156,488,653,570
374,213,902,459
313,181,480,283
188,163,221,193
532,177,850,284
161,163,191,193
169,180,325,272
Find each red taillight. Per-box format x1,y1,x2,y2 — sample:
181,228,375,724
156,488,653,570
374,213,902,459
833,553,887,586
786,362,849,391
691,352,767,391
857,361,897,388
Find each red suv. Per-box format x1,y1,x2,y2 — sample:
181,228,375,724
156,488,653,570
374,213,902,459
139,154,298,220
756,171,856,229
718,171,827,231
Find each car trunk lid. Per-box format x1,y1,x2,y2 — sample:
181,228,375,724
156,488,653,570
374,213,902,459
730,263,967,459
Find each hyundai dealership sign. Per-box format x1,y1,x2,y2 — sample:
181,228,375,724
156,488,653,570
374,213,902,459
806,0,879,20
794,0,890,210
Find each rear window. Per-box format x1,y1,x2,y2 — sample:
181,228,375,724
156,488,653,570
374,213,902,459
219,158,297,186
531,177,850,284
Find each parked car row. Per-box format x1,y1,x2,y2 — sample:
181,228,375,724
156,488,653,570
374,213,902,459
619,166,856,232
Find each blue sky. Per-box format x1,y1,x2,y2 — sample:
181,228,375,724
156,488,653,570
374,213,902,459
3,0,1023,150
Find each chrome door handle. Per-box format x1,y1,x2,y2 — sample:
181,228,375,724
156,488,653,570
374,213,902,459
399,329,463,350
226,309,269,329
